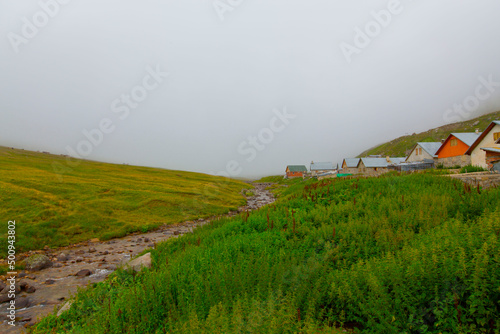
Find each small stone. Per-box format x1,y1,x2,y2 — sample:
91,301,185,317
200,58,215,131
75,269,92,277
16,296,32,309
24,254,52,271
148,244,155,248
45,279,56,285
0,294,13,304
0,281,6,291
57,253,69,261
18,272,27,278
173,231,180,235
102,251,109,255
88,247,96,253
75,257,84,263
2,284,21,294
19,281,28,291
75,250,85,255
53,263,63,268
144,237,150,242
26,285,36,293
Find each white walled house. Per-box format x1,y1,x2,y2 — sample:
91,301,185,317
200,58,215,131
406,142,441,163
465,121,500,168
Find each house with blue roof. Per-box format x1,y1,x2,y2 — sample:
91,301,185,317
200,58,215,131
406,142,442,163
310,161,336,176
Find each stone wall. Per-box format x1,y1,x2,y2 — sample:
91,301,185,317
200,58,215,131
436,155,471,168
448,172,500,189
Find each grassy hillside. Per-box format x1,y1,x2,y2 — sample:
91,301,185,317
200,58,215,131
358,110,500,157
33,174,500,333
0,147,249,256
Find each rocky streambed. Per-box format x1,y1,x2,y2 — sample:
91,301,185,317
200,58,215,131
0,183,275,333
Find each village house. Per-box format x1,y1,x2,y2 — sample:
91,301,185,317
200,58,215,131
435,132,481,167
465,121,500,170
285,165,308,179
358,157,406,175
310,161,336,177
406,142,441,163
341,158,360,174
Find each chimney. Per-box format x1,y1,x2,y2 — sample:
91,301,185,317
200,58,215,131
441,139,445,143
386,156,391,162
475,129,479,134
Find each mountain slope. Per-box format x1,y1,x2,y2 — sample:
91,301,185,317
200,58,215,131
0,147,249,256
358,110,500,157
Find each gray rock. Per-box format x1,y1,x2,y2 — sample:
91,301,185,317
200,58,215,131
75,256,84,263
0,281,6,291
57,301,73,317
45,279,56,285
75,269,92,277
75,250,85,255
0,294,13,304
57,253,69,261
53,263,63,268
26,285,36,293
125,253,152,272
24,254,52,271
16,296,32,309
88,247,96,253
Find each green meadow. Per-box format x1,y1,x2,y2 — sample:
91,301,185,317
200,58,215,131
0,147,249,257
33,174,500,333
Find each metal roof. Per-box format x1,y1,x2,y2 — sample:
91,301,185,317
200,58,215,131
286,165,308,172
389,157,407,165
417,142,442,157
360,158,390,168
310,162,335,171
452,132,482,146
480,147,500,153
343,158,360,168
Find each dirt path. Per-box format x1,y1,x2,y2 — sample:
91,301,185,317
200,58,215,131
0,183,275,333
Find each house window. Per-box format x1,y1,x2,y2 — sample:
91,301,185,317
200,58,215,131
450,139,458,147
494,132,500,141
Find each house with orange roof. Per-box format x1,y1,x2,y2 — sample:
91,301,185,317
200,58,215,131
435,132,481,167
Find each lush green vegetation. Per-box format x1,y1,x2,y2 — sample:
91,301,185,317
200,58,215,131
0,147,249,257
33,174,500,333
460,165,488,174
359,110,500,157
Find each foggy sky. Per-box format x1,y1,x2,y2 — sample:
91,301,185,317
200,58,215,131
1,0,500,178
